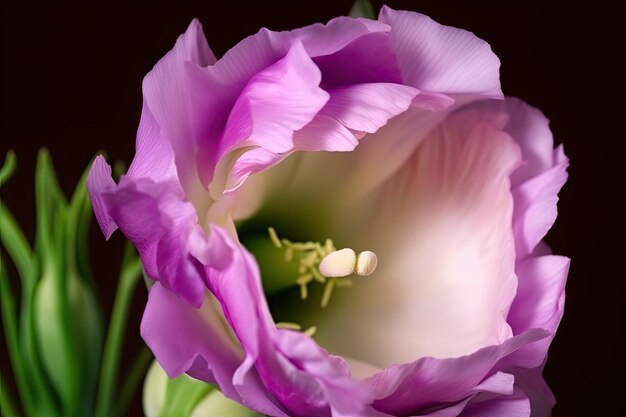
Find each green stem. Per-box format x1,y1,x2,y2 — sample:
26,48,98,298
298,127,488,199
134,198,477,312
0,259,29,414
1,210,58,415
349,0,376,19
114,347,153,417
0,204,35,290
94,243,143,417
0,151,17,186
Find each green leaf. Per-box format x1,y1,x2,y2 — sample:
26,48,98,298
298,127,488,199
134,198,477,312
35,149,68,261
115,347,153,417
0,257,28,413
61,157,105,415
95,243,143,417
0,204,35,290
67,157,96,283
349,0,376,19
0,151,17,186
1,253,60,416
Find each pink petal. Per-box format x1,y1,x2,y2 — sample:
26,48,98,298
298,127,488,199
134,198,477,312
140,283,243,397
126,102,181,187
368,329,548,415
142,19,216,198
505,255,570,368
512,160,569,259
458,98,569,259
379,6,502,97
192,41,329,187
320,83,419,134
86,156,118,239
101,178,207,307
460,387,530,417
314,116,522,367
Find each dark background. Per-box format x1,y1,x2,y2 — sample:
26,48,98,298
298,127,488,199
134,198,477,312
1,1,623,416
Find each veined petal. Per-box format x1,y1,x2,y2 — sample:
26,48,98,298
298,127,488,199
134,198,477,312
86,156,118,239
202,226,390,417
191,41,329,190
321,83,419,134
292,82,419,155
459,98,569,259
511,160,569,259
314,112,522,368
127,102,181,187
379,6,502,98
142,19,216,198
368,329,548,415
505,255,569,368
140,283,243,398
509,367,555,417
100,177,207,307
460,387,530,417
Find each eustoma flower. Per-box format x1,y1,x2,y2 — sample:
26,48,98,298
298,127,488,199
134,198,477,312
88,6,569,416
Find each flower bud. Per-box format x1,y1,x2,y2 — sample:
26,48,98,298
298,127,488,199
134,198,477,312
143,361,259,417
34,268,102,412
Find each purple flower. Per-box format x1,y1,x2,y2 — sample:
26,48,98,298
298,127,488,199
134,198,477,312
88,7,568,417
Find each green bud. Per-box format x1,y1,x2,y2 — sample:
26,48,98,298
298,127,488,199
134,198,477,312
143,361,261,417
33,268,102,414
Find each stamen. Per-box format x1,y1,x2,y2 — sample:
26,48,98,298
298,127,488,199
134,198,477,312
320,278,337,308
356,251,378,276
268,227,282,248
319,248,357,277
267,228,376,310
276,322,302,331
303,326,317,337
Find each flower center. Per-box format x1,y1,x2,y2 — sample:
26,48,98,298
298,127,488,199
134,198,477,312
267,227,378,309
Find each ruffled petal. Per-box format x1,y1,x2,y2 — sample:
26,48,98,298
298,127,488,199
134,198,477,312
101,178,208,307
142,19,216,198
459,387,530,417
86,156,118,239
379,6,502,97
320,83,419,134
140,283,243,399
202,226,391,416
368,329,548,415
505,255,569,368
461,98,569,258
511,160,569,259
292,82,419,155
510,367,555,417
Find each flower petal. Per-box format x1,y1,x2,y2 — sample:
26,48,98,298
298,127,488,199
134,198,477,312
142,18,215,198
100,178,207,307
314,114,522,367
461,98,569,258
368,329,548,415
86,156,118,239
460,387,530,417
505,255,569,368
188,40,329,191
320,83,419,134
511,160,569,259
379,6,502,97
140,283,243,399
